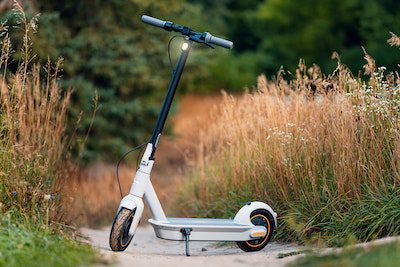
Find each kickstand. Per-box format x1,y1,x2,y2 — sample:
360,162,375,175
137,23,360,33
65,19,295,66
180,228,192,256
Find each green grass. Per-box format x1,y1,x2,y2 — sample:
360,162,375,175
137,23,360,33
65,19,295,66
0,8,102,267
292,241,400,267
277,187,400,246
0,217,98,267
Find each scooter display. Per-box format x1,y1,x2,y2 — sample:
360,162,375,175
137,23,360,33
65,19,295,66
109,15,277,256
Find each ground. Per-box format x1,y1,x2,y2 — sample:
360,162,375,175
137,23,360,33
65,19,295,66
82,225,302,267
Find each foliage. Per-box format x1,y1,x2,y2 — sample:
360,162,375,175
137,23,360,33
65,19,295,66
175,41,400,245
2,0,224,162
0,5,99,264
237,0,400,74
2,0,399,162
193,0,400,74
0,214,98,267
291,241,400,267
0,6,72,226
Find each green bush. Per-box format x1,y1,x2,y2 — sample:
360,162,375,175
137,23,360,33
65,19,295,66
292,241,400,267
0,215,97,267
0,5,99,265
175,48,400,245
3,0,400,163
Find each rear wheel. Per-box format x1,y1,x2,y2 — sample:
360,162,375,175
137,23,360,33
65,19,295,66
109,208,136,251
236,209,275,252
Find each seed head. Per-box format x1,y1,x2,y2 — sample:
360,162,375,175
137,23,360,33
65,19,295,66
388,32,400,47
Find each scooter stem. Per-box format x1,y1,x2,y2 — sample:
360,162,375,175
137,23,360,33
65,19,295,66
149,40,191,159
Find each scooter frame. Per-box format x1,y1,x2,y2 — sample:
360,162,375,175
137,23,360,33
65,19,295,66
119,142,277,241
111,16,278,256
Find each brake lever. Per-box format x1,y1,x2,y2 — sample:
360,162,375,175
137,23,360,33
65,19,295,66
189,34,215,49
204,42,215,49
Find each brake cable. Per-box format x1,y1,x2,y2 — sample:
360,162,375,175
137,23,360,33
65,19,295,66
116,35,184,199
116,142,147,199
168,35,184,73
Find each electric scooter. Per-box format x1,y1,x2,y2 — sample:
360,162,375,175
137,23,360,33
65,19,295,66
109,15,278,256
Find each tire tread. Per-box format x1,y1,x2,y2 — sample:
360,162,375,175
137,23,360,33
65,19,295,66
109,208,135,251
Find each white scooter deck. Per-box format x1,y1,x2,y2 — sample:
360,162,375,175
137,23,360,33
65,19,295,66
148,217,266,241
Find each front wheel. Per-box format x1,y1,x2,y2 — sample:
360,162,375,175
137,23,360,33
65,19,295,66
237,209,275,252
109,208,136,251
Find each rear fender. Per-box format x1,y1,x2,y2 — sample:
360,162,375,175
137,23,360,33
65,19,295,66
234,201,277,228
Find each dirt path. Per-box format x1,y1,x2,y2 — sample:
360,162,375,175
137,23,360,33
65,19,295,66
82,225,303,267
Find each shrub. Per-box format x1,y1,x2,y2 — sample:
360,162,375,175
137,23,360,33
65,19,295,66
291,241,400,267
0,214,98,267
0,3,75,229
176,38,400,245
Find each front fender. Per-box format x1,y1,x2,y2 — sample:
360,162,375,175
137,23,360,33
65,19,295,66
118,194,144,236
234,201,277,228
119,194,143,211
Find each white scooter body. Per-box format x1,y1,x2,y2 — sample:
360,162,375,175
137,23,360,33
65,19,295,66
118,144,277,242
111,15,278,256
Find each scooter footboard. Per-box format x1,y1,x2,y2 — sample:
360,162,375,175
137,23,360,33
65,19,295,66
148,218,266,241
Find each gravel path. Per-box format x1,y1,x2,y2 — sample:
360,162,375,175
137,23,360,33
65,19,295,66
82,225,303,267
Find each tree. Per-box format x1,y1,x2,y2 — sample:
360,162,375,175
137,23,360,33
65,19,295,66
2,0,399,163
255,0,400,73
28,0,214,162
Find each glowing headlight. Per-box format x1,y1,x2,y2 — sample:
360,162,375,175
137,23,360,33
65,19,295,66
182,42,189,51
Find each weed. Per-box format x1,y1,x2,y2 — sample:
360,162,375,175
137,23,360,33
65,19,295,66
176,39,400,245
0,214,98,267
291,241,400,267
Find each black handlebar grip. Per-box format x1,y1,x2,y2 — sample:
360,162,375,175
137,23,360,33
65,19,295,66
141,15,166,29
205,32,234,49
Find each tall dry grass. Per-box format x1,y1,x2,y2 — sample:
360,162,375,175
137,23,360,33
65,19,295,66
63,93,222,227
0,3,73,228
177,38,400,245
64,164,180,226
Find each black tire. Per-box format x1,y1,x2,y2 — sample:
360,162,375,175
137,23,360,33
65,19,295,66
109,208,136,251
236,209,275,252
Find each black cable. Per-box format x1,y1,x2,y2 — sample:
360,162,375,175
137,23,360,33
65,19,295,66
168,35,183,73
116,142,147,199
136,145,145,171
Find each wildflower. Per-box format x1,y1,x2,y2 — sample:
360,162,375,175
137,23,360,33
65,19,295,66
30,18,39,32
282,157,289,166
44,194,52,201
11,191,17,196
299,136,307,143
19,180,28,186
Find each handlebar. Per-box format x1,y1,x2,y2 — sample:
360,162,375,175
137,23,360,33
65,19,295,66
141,15,168,29
204,33,234,50
141,15,234,50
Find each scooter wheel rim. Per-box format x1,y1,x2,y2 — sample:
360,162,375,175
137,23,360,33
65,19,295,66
245,214,271,248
